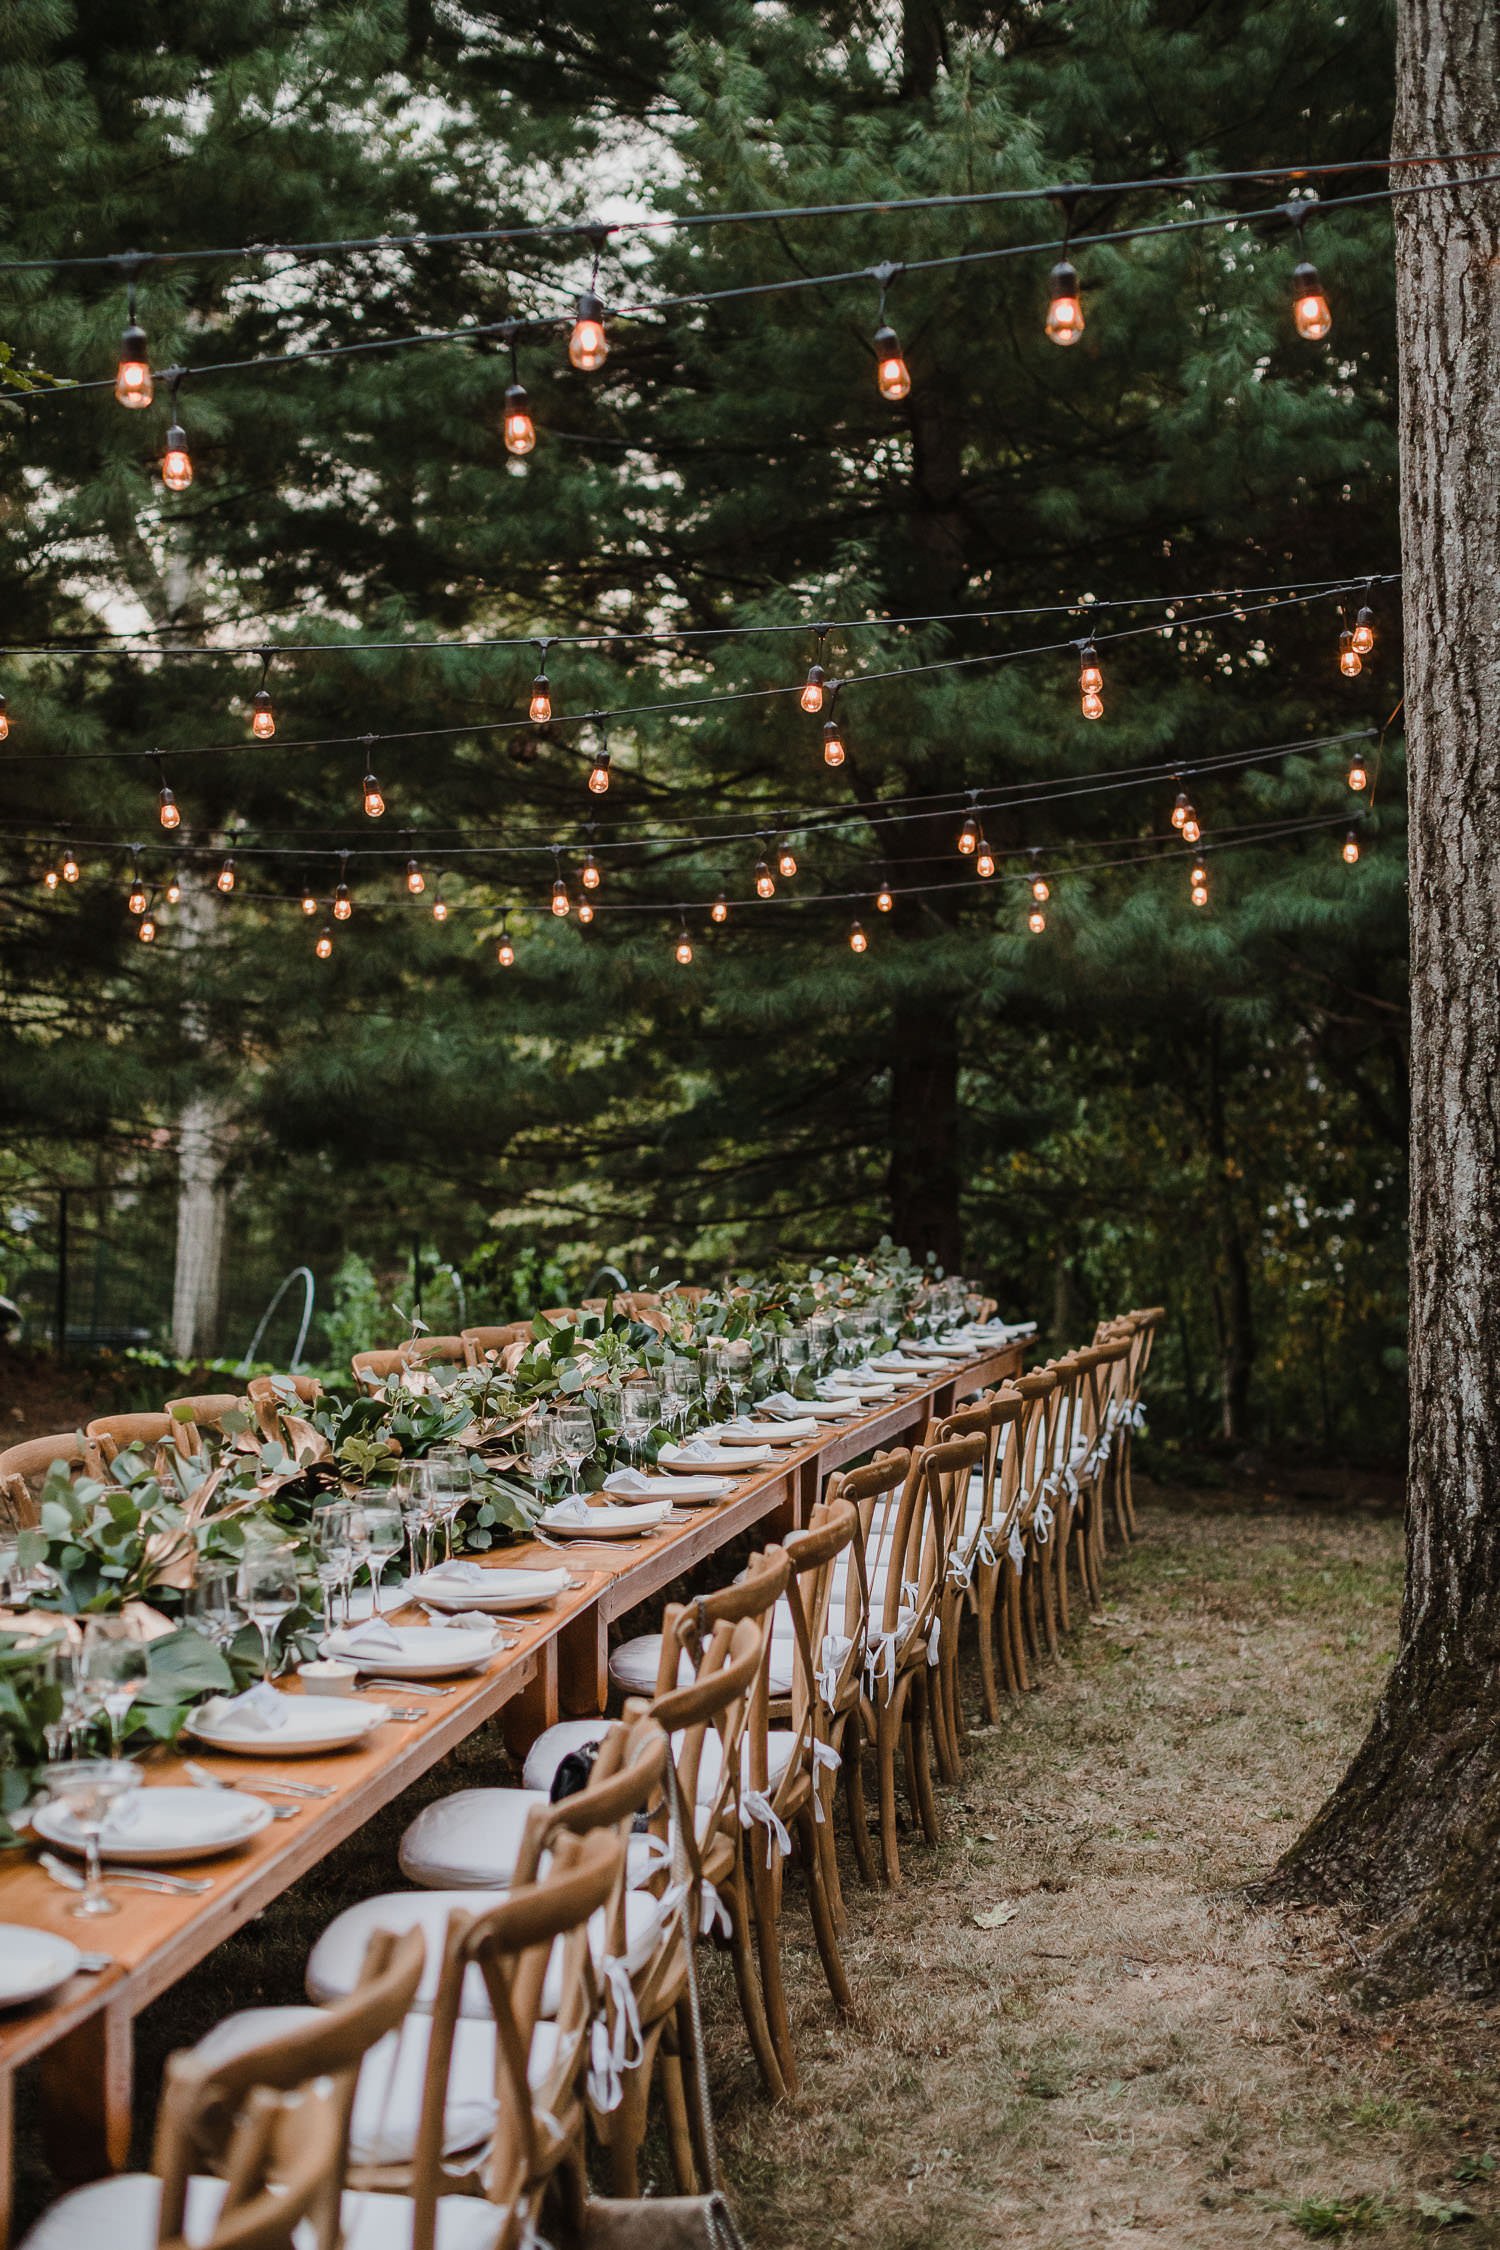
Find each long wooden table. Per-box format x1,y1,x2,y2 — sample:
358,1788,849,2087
0,1339,1023,2241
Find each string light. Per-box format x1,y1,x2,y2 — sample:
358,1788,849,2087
975,834,996,879
1343,828,1361,864
127,853,147,916
875,875,894,913
848,919,868,954
250,652,275,738
529,642,553,723
1291,256,1332,341
581,847,601,891
41,862,58,891
1045,258,1085,346
568,288,608,373
821,715,846,769
1079,641,1104,720
114,284,152,409
315,926,333,959
502,335,535,455
333,855,352,918
60,846,78,883
1351,601,1376,657
1190,856,1210,906
1181,803,1202,845
362,766,386,818
872,320,910,400
0,693,8,740
1031,870,1050,904
405,857,425,895
138,909,157,944
777,834,798,880
300,879,318,917
432,891,449,921
577,896,595,924
165,873,181,904
754,852,776,899
1348,751,1369,792
551,875,571,917
157,781,180,830
216,854,235,894
587,743,611,795
1171,788,1192,830
1338,629,1362,678
161,377,192,490
710,893,729,924
497,918,515,966
674,922,694,966
1028,905,1047,935
957,811,980,856
800,630,829,714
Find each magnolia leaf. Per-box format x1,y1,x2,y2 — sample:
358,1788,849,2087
972,1899,1021,1929
142,1627,235,1701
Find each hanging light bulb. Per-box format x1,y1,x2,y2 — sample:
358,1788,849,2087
755,856,776,900
0,692,10,741
529,644,553,723
711,893,729,924
587,747,611,795
777,838,798,879
577,897,595,925
315,927,333,960
432,890,449,923
114,292,152,409
333,857,353,917
216,855,236,895
41,863,59,892
1045,259,1085,346
1031,873,1051,903
128,863,147,915
848,920,868,954
165,873,181,905
405,858,425,896
1343,829,1361,865
800,643,827,714
1079,642,1104,720
503,382,535,457
975,836,996,879
300,880,318,917
60,846,79,884
581,850,601,891
497,929,515,967
1291,259,1332,342
138,909,158,944
157,783,180,830
250,653,275,738
875,877,894,913
1181,808,1202,845
1028,906,1047,935
161,382,192,489
872,323,910,401
569,289,608,372
1351,604,1376,658
1338,630,1362,679
957,813,979,856
1171,790,1192,830
1190,858,1208,887
362,769,386,818
1191,878,1210,908
821,711,845,768
675,927,694,967
551,876,571,917
1348,753,1369,792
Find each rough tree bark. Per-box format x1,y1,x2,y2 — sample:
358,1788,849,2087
1275,0,1500,1992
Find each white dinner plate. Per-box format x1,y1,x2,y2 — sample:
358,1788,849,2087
601,1476,733,1502
0,1926,82,2010
32,1785,272,1864
187,1696,390,1756
772,1397,858,1423
322,1624,500,1678
657,1443,774,1473
406,1566,572,1613
702,1421,811,1448
539,1502,673,1539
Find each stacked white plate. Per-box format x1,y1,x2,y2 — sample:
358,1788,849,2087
407,1565,573,1613
0,1926,82,2009
322,1624,501,1678
657,1441,774,1472
538,1501,674,1538
188,1695,390,1757
32,1785,271,1864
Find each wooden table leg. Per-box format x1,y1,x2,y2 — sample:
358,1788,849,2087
39,1997,132,2185
557,1608,609,1718
500,1647,554,1756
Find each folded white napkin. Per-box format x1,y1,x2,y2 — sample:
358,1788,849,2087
760,1391,805,1418
426,1559,488,1584
207,1682,288,1733
433,1610,496,1633
344,1617,403,1655
670,1438,724,1464
603,1469,655,1495
545,1495,593,1524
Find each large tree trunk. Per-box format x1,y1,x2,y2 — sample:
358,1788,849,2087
171,1089,230,1359
1275,0,1500,1993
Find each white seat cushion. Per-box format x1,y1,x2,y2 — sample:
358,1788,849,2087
609,1630,791,1698
19,2174,258,2250
399,1787,550,1888
341,2191,510,2250
520,1719,609,1794
307,1889,667,2020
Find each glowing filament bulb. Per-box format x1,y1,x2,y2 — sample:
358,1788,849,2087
569,291,608,372
1079,645,1104,719
755,858,775,899
1343,830,1361,864
675,933,693,966
300,884,318,917
503,383,535,456
1032,874,1050,903
875,879,894,913
551,877,570,917
1028,907,1046,935
158,785,180,830
315,927,333,959
61,848,78,883
406,859,425,895
1338,630,1362,679
0,694,9,740
165,875,181,904
1348,755,1368,792
1181,811,1202,845
138,912,157,943
800,663,826,714
362,770,385,818
872,324,910,401
42,864,59,891
976,838,996,879
822,718,845,768
1045,260,1085,347
432,893,448,923
1190,859,1208,887
128,875,147,916
711,894,729,924
777,842,798,879
497,936,515,966
577,898,595,924
115,320,152,409
587,750,611,795
1292,261,1332,342
1351,606,1376,657
1191,879,1210,908
161,423,192,491
216,856,236,895
333,883,352,921
848,920,868,954
529,673,552,723
1171,791,1191,830
957,815,979,856
581,852,601,891
251,688,275,739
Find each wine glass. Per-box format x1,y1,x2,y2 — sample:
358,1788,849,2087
721,1341,752,1421
37,1637,85,1762
353,1498,404,1616
310,1504,354,1636
80,1616,148,1756
524,1415,559,1505
779,1330,809,1386
188,1565,239,1660
665,1357,699,1433
420,1454,470,1564
42,1758,141,1919
236,1548,299,1683
554,1405,595,1500
619,1384,659,1470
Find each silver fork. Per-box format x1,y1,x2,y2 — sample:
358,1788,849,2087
181,1764,300,1819
39,1851,212,1897
183,1762,335,1800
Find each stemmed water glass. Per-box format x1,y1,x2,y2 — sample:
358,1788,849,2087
354,1498,404,1616
42,1759,141,1920
311,1505,354,1635
779,1330,809,1388
554,1405,595,1500
420,1453,471,1564
664,1357,699,1435
393,1466,432,1582
81,1616,148,1756
619,1384,659,1470
721,1340,752,1421
37,1636,86,1762
188,1565,240,1663
524,1415,559,1501
236,1548,299,1683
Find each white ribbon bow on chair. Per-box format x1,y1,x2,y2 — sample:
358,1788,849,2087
586,1952,645,2112
810,1738,841,1822
1007,1519,1026,1571
817,1629,853,1710
739,1788,793,1868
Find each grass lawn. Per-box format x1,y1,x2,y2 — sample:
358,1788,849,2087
15,1471,1500,2247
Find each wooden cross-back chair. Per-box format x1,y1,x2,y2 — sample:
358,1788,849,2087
930,1387,1027,1748
0,1433,85,1530
461,1322,533,1368
245,1374,323,1445
164,1394,251,1458
818,1449,905,1891
84,1411,173,1469
350,1348,406,1395
402,1334,466,1371
1009,1369,1062,1669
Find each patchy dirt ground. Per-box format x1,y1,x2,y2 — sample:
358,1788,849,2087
14,1475,1497,2247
